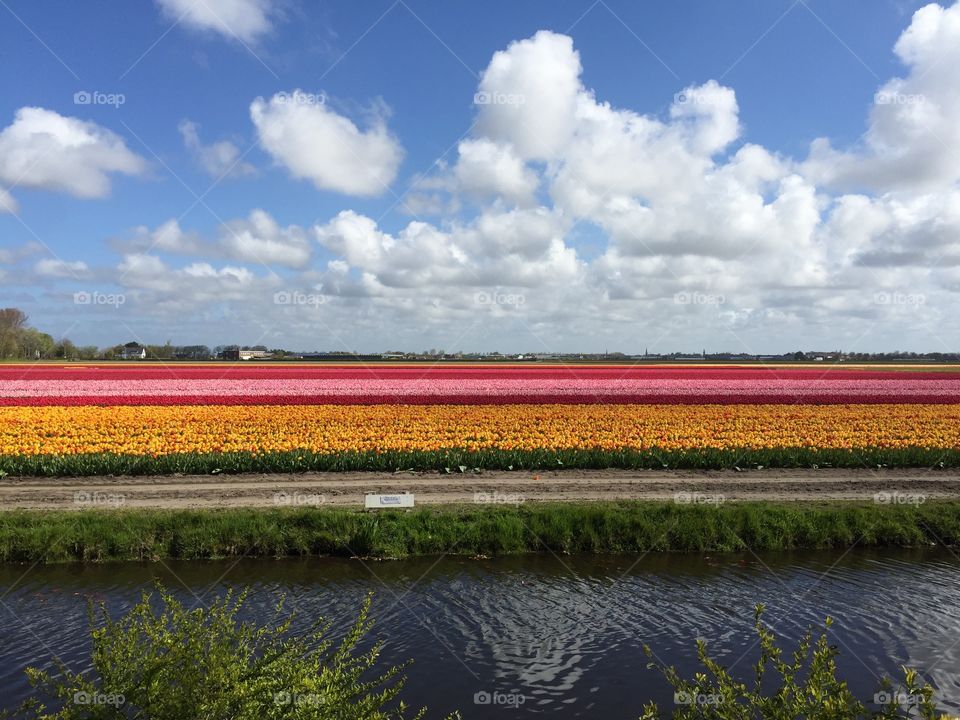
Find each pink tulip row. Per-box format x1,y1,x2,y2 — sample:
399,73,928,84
7,365,957,381
3,376,959,405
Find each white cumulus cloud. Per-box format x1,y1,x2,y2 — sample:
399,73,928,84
34,258,90,278
453,139,539,206
0,107,146,202
0,188,16,214
219,209,311,268
474,30,582,161
156,0,277,43
803,1,960,192
118,210,311,269
179,119,255,178
251,92,404,197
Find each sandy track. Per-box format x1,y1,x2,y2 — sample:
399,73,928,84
1,469,958,510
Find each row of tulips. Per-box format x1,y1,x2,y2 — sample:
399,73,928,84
4,404,959,457
3,364,959,381
3,364,957,472
3,376,960,405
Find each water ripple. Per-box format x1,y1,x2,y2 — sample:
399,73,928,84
0,549,957,716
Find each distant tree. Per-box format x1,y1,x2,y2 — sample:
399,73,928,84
145,342,174,360
0,308,29,358
174,345,211,360
0,308,28,331
55,339,77,359
18,329,55,359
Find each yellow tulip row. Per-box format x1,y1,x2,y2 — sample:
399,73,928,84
2,404,958,457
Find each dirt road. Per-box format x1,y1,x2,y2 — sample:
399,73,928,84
0,468,957,510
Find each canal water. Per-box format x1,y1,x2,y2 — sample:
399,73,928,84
0,549,958,717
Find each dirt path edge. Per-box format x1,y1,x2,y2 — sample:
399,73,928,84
1,468,957,510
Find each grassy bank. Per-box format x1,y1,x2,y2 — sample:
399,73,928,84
1,501,958,563
2,446,959,477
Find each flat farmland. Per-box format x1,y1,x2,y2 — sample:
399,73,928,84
2,363,959,479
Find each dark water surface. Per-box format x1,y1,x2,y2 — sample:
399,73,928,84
1,549,958,717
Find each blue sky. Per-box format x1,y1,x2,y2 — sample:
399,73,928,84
1,0,957,353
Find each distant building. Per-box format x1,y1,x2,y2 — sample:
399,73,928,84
119,345,146,360
223,349,273,360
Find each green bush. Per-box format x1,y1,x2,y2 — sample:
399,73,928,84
10,586,456,720
640,605,944,719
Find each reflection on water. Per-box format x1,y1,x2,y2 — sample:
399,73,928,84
1,549,958,717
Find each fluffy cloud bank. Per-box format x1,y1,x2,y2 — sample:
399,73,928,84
301,29,825,316
117,209,312,269
285,3,960,351
26,2,960,351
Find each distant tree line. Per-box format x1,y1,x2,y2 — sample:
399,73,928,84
787,350,960,362
100,341,213,360
0,308,214,361
3,306,959,362
0,308,98,360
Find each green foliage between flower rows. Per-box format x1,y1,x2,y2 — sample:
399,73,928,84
1,446,958,477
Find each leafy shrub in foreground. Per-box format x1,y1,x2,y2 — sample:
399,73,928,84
640,604,945,719
11,586,455,720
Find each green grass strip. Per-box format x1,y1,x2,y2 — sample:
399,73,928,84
2,446,959,477
0,501,958,563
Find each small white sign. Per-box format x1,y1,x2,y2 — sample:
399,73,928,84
365,493,415,509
